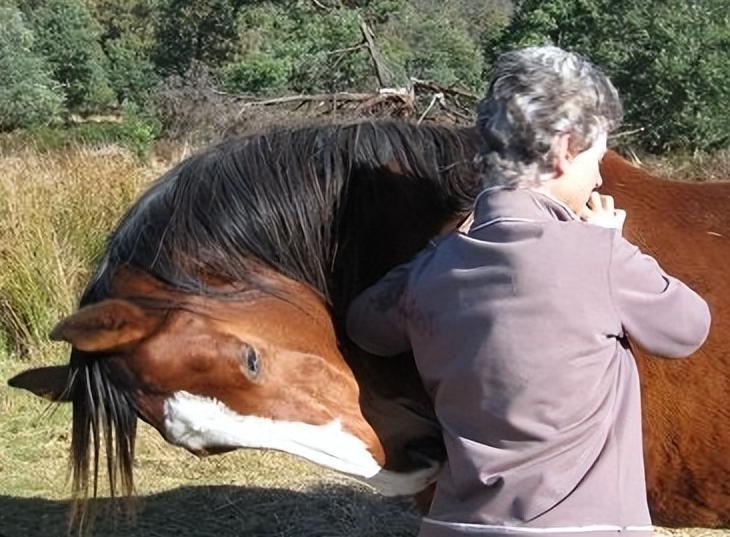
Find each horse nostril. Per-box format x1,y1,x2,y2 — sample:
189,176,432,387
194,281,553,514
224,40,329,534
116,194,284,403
240,345,262,382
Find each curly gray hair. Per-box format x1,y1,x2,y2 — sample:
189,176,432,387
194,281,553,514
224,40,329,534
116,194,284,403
475,46,623,188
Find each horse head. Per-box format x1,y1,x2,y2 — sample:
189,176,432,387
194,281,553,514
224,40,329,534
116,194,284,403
9,120,481,508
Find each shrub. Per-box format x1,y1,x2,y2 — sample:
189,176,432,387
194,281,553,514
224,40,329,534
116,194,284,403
222,2,371,95
28,0,115,112
381,3,484,90
490,0,730,152
105,34,160,106
153,0,238,75
0,6,64,130
20,105,160,160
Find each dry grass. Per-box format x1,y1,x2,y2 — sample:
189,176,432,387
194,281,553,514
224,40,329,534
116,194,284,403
0,144,152,359
624,147,730,182
1,143,728,536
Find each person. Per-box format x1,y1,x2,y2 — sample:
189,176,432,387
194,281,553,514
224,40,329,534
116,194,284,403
346,46,711,537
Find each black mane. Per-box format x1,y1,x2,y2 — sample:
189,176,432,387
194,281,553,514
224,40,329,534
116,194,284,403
84,119,482,311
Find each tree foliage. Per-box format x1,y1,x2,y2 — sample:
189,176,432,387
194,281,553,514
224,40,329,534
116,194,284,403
153,0,238,75
91,0,159,105
4,0,729,154
28,0,115,112
222,2,372,95
379,1,485,91
0,6,64,130
490,0,730,152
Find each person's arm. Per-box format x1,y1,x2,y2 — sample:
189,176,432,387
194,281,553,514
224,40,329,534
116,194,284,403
346,261,414,357
609,235,711,358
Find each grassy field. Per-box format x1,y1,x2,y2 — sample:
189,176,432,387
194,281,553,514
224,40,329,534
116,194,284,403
1,141,728,537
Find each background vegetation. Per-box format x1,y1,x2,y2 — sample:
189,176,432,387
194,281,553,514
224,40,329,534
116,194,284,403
0,0,728,153
1,2,730,535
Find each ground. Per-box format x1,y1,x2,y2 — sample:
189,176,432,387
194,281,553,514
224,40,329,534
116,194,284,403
2,360,728,537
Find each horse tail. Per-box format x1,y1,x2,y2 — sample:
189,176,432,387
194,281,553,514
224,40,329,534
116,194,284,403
69,354,137,530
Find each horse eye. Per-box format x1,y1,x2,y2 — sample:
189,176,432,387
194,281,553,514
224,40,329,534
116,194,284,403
240,345,261,381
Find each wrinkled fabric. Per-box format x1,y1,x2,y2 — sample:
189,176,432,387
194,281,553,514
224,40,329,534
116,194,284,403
347,188,710,537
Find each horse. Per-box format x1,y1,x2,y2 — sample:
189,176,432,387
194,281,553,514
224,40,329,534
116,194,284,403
8,120,729,528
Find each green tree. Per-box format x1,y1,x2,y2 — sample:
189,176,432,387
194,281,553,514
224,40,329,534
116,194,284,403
223,0,488,96
0,6,64,130
29,0,115,112
105,34,159,105
490,0,730,152
86,0,160,105
154,0,238,75
379,1,485,91
222,2,371,95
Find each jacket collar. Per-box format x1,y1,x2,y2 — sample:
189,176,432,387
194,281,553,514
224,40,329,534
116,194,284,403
471,186,579,228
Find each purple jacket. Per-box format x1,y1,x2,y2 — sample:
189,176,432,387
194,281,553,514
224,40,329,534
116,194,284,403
347,188,711,537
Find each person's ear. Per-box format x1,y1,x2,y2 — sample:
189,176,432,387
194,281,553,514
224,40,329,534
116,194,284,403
552,132,573,177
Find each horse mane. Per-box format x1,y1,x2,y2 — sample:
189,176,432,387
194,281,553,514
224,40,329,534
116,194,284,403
67,119,483,522
84,119,481,307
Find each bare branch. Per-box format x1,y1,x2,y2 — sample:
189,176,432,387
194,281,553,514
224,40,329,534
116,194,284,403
326,44,367,56
610,127,646,139
410,77,479,100
237,89,415,117
417,92,444,125
439,101,473,123
310,0,331,10
359,19,390,88
240,92,374,109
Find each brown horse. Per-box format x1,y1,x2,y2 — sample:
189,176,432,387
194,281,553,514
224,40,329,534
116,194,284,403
8,120,729,528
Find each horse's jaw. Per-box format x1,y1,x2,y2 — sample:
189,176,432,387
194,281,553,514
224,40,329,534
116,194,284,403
163,390,440,495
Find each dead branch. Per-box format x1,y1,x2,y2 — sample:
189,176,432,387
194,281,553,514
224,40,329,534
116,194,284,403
326,44,367,56
611,127,646,139
410,78,479,101
359,19,390,88
417,92,444,125
238,89,415,117
240,92,373,109
310,0,331,10
439,101,473,123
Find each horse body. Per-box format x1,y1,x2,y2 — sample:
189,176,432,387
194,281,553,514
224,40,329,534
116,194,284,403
8,122,730,527
600,154,730,526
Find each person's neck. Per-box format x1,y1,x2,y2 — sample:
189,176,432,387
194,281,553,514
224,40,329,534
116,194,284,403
530,178,580,221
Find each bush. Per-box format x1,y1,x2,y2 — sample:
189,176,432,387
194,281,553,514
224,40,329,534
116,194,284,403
0,6,64,130
222,2,371,95
153,63,242,142
105,34,160,106
490,0,730,152
153,0,238,75
28,0,115,112
22,106,160,160
380,3,485,90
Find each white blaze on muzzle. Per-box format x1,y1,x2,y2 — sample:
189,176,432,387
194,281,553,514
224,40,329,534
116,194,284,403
163,391,440,496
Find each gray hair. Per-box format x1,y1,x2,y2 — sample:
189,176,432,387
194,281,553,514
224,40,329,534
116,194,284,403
475,46,623,188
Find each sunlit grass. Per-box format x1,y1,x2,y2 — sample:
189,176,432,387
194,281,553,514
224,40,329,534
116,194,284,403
0,144,150,359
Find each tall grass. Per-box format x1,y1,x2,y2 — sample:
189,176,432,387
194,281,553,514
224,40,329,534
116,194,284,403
0,145,152,361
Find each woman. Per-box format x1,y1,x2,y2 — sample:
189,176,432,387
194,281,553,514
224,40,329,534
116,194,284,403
346,46,711,537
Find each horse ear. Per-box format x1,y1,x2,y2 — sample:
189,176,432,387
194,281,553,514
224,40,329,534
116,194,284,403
8,365,72,402
49,299,158,352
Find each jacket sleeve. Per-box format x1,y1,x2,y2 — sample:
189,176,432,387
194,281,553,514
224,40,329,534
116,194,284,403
346,261,413,357
609,234,711,358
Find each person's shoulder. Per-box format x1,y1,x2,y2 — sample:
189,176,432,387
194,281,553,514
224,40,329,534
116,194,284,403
405,232,465,284
553,218,617,243
547,219,618,265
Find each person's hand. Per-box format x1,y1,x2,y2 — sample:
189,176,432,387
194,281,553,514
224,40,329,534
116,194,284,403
579,192,626,233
